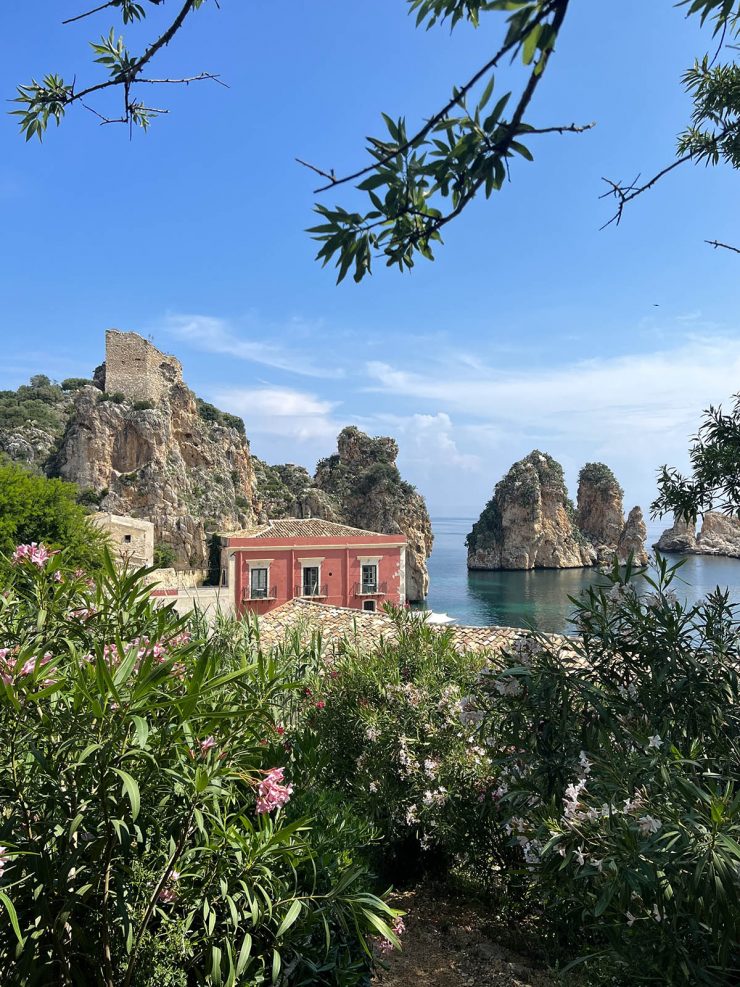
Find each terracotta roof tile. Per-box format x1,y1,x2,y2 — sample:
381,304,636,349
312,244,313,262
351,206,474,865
229,518,405,541
254,598,569,659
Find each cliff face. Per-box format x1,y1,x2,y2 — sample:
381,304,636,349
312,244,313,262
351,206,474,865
468,452,647,570
655,513,740,558
577,463,649,566
467,452,592,570
52,382,259,569
654,518,699,554
255,427,434,601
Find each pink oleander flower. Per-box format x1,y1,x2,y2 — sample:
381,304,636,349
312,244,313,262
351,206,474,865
19,652,53,678
315,700,326,710
12,543,53,567
256,767,294,814
158,869,180,903
637,814,662,837
0,846,8,878
199,736,217,756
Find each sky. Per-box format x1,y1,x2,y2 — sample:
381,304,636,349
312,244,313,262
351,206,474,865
1,0,739,518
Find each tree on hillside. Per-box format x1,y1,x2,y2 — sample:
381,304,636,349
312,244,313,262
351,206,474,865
13,1,740,279
652,393,740,522
0,461,106,568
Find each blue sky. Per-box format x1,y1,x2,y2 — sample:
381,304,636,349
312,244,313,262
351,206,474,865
2,0,739,517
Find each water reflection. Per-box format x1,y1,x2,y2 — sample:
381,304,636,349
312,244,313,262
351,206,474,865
424,517,740,635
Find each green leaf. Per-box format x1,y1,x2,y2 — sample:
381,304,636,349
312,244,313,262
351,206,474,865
276,899,302,938
113,768,141,821
271,948,282,984
236,933,253,976
0,891,24,945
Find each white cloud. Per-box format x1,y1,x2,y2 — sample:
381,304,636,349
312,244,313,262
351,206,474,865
373,412,481,473
364,334,740,513
159,313,344,379
213,386,342,442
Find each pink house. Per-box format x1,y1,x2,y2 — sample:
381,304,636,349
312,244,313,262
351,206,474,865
223,518,407,617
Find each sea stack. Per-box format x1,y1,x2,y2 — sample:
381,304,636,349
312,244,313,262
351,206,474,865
467,451,648,570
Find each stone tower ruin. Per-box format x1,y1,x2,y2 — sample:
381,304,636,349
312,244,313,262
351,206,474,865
103,329,183,404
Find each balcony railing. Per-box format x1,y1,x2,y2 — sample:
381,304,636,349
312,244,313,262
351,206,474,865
243,585,277,602
295,584,329,598
355,581,388,597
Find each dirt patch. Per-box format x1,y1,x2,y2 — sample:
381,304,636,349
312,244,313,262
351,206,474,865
373,885,556,987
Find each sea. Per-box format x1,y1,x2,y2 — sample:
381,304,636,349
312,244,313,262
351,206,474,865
424,517,740,635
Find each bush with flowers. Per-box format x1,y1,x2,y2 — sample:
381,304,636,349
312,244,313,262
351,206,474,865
469,556,740,984
281,607,516,885
0,546,400,985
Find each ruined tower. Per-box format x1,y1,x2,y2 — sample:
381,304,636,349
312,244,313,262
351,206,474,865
103,329,183,404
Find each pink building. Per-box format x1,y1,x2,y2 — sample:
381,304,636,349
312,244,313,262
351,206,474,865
223,518,407,617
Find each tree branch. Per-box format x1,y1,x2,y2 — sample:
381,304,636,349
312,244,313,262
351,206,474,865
600,153,694,228
62,1,119,25
304,0,560,195
706,238,740,253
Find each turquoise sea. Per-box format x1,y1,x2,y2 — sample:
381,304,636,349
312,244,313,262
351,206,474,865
424,517,740,635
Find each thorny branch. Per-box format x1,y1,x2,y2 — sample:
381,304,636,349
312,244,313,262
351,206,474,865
706,238,740,253
599,154,694,229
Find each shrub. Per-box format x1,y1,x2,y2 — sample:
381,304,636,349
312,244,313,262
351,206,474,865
283,608,511,884
99,391,126,404
154,543,176,569
470,556,740,983
0,551,399,984
133,400,155,411
0,462,106,569
60,378,94,391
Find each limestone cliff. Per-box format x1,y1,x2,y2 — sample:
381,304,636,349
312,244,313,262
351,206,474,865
468,452,647,570
577,463,649,565
255,427,433,601
655,513,740,558
654,518,699,554
52,382,259,570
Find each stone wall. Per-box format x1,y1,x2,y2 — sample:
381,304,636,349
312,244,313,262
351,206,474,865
91,512,154,568
104,329,183,404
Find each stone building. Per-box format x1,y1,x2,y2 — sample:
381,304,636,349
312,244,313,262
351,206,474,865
92,512,155,568
103,329,183,404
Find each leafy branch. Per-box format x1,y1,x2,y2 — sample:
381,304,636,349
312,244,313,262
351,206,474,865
303,0,583,283
13,0,217,138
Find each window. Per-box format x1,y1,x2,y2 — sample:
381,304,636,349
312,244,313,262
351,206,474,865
250,567,268,599
361,563,378,594
302,566,320,596
123,534,132,544
363,600,376,612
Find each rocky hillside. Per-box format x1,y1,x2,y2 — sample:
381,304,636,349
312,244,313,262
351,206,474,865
655,513,740,558
1,338,433,598
254,427,433,601
467,451,647,570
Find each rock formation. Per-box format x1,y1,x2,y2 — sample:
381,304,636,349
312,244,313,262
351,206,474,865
2,333,432,598
654,518,699,554
655,513,740,558
52,378,259,571
255,427,433,601
467,451,647,570
577,463,649,566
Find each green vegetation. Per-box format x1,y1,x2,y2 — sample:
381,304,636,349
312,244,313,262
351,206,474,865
153,542,176,569
60,377,94,391
16,2,740,275
0,461,106,569
654,393,740,522
0,553,398,985
99,391,127,404
579,461,623,494
0,374,68,435
195,398,245,436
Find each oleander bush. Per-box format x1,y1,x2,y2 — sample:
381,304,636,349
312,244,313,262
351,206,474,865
279,608,515,885
470,557,740,984
0,548,399,986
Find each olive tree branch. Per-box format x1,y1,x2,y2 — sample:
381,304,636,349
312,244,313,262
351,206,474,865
62,1,121,25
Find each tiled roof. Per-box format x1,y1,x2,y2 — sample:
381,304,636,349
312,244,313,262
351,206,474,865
228,518,405,541
254,598,569,659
